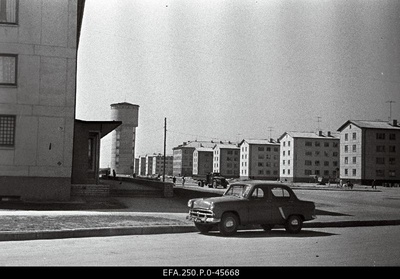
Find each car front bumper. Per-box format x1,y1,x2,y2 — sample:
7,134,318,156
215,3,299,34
187,209,221,223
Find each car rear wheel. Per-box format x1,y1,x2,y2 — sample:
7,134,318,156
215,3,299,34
218,213,239,236
194,223,212,234
285,215,303,234
260,224,274,232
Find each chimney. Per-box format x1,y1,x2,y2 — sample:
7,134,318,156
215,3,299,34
327,131,331,137
318,130,323,136
393,119,398,127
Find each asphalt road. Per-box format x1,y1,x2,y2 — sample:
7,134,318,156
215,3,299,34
1,225,399,266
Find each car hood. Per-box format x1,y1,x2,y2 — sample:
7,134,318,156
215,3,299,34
193,196,239,209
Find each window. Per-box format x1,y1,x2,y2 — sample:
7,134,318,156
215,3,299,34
0,54,17,85
0,115,15,146
352,133,357,140
344,169,348,176
333,142,339,148
344,157,348,164
389,170,396,177
0,0,18,24
305,160,312,166
376,170,384,177
389,158,395,165
305,169,312,175
251,187,265,199
376,157,385,165
315,141,320,147
345,133,348,141
258,147,264,151
389,146,396,153
376,133,385,140
324,142,329,147
305,141,312,147
352,169,357,176
352,157,356,164
324,161,329,166
376,146,385,152
271,187,290,199
352,145,357,152
305,151,312,156
389,134,396,140
344,145,348,153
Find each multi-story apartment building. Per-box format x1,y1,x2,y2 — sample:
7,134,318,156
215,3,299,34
0,0,86,200
193,147,213,177
213,143,240,178
278,131,340,183
337,120,400,185
239,139,280,180
149,154,173,176
172,140,216,176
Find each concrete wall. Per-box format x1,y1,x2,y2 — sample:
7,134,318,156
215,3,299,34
0,0,79,200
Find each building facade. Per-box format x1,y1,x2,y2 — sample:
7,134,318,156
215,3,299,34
279,131,340,183
337,120,400,185
109,102,139,176
193,147,213,177
0,0,85,200
213,143,240,178
150,154,173,177
239,139,280,180
173,140,216,177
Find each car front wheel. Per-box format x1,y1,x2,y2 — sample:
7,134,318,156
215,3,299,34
285,215,303,234
218,213,239,236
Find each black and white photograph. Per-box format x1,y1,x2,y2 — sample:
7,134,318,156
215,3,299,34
0,0,399,271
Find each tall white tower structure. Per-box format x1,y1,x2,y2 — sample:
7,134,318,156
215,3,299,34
110,102,139,175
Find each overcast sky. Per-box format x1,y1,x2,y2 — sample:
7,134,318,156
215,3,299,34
76,0,400,167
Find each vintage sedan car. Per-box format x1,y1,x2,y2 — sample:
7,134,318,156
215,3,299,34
187,181,316,236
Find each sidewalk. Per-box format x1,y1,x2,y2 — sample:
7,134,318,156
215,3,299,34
0,183,399,241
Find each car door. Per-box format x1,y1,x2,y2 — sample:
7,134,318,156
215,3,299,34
269,186,293,224
246,186,274,224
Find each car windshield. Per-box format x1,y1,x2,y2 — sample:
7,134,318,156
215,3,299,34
224,185,252,198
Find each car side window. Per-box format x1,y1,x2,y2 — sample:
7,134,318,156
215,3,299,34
251,187,266,199
271,187,290,199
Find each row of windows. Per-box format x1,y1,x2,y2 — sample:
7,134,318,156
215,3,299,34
241,169,279,175
304,160,339,167
305,141,339,148
284,170,338,176
305,151,339,157
344,132,396,141
343,169,396,177
343,145,396,153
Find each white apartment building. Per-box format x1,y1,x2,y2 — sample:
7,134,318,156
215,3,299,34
278,131,340,183
0,0,85,200
239,139,280,180
193,147,213,177
213,143,240,178
337,120,400,186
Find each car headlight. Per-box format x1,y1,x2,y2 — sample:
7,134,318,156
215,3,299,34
210,203,214,210
187,199,193,208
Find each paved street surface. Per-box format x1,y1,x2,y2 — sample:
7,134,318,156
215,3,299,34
0,225,399,266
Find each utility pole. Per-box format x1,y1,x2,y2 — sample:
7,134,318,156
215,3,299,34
163,117,167,182
386,100,395,122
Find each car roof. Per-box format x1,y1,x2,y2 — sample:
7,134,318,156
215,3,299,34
229,180,292,188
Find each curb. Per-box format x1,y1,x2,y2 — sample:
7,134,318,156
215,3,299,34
1,220,400,242
0,225,198,242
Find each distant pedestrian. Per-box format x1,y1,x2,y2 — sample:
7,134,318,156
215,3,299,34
172,176,176,185
372,179,376,189
112,169,116,179
182,176,185,187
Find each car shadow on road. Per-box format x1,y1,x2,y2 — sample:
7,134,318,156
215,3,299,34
205,229,337,238
316,209,352,216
